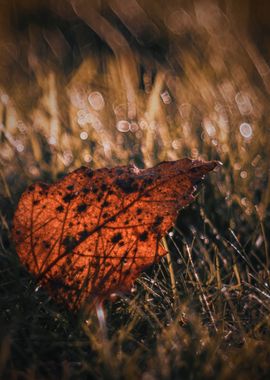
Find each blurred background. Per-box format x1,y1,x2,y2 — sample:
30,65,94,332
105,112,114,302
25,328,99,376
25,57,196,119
0,0,269,220
1,2,270,378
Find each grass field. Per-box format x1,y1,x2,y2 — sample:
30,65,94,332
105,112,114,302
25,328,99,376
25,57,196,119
1,1,270,379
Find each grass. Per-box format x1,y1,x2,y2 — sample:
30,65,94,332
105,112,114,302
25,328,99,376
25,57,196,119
1,1,270,379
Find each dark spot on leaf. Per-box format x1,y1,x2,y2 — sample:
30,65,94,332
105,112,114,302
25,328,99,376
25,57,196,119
42,240,51,249
63,193,76,203
103,212,109,218
56,205,64,212
136,208,142,215
101,183,107,192
28,185,35,192
82,187,90,194
139,231,148,241
92,186,98,194
102,201,109,208
33,200,40,205
115,177,138,194
77,203,87,213
62,235,78,253
111,233,122,244
16,230,21,235
153,215,164,227
143,178,154,186
86,169,94,178
66,185,74,191
49,277,72,291
78,230,89,240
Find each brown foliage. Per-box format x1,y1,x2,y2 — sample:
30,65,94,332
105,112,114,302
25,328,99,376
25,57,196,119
12,158,218,308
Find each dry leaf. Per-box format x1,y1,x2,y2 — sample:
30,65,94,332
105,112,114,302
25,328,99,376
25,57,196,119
12,158,218,308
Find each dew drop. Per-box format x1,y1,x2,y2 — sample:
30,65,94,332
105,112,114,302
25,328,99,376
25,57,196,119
77,116,88,127
129,121,139,133
80,131,88,140
239,123,253,139
235,92,253,115
83,153,92,163
0,93,9,105
16,143,24,152
160,90,172,104
240,171,247,179
139,119,148,130
88,91,105,111
172,139,181,149
48,136,57,145
116,120,130,132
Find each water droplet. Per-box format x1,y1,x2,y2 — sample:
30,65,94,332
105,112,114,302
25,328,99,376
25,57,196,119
35,285,41,292
221,144,229,153
77,116,88,127
113,103,126,118
160,90,172,104
83,153,92,163
62,151,73,166
149,121,158,131
48,136,57,145
92,119,103,131
16,143,24,152
0,93,9,105
251,154,261,167
88,91,105,111
172,139,181,149
179,103,192,119
234,162,241,170
77,109,87,118
80,131,88,140
241,197,248,206
116,120,130,132
240,171,247,179
28,165,40,176
129,121,139,133
139,119,148,130
69,88,87,109
135,131,143,139
17,120,27,133
191,148,198,159
131,286,137,293
239,123,253,139
203,118,216,137
235,92,253,115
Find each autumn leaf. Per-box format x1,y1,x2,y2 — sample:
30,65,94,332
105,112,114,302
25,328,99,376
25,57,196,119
12,158,218,308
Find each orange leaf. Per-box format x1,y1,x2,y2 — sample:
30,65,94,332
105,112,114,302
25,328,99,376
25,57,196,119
12,158,218,308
